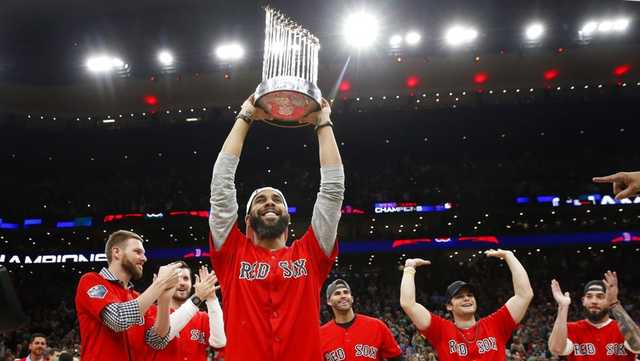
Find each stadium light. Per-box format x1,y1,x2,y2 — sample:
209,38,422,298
157,50,174,66
215,43,245,61
580,21,599,36
405,31,422,46
86,55,127,73
389,34,403,47
343,11,380,49
598,20,614,33
613,17,630,32
580,18,631,38
525,22,545,41
445,25,478,47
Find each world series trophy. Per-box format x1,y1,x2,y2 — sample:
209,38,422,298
254,6,322,127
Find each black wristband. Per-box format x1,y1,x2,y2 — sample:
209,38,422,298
191,296,203,307
315,122,333,133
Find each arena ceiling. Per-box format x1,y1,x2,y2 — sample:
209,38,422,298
0,0,638,113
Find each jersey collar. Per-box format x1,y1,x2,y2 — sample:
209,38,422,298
586,318,612,329
99,267,135,289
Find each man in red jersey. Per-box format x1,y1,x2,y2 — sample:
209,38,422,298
18,333,47,361
208,96,344,361
548,271,640,360
150,262,226,361
75,230,181,361
320,279,403,361
399,249,533,361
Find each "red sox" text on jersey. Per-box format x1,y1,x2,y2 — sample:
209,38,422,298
238,259,308,280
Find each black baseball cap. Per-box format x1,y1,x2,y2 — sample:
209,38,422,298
584,280,606,294
446,280,476,302
326,279,351,300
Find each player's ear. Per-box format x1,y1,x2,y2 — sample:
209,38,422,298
112,247,121,261
446,303,453,312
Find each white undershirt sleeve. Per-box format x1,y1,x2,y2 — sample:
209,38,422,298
168,300,199,340
206,298,227,348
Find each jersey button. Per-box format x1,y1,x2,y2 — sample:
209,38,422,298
274,336,281,342
272,311,278,318
271,255,276,260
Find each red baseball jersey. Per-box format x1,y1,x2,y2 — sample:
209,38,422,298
75,272,151,361
421,305,517,361
320,313,403,361
151,309,211,361
210,224,337,361
566,319,636,361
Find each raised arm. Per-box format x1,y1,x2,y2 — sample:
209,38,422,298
486,249,533,323
603,271,640,353
548,279,573,356
101,263,180,333
166,267,219,340
145,286,174,350
209,96,272,250
399,258,432,331
309,100,345,256
593,171,640,200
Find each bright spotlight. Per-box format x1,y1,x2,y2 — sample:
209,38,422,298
580,21,598,36
157,50,174,66
598,20,614,33
86,55,127,73
445,25,478,47
215,43,245,61
389,34,403,47
525,23,545,41
613,18,630,32
343,11,380,49
405,31,422,46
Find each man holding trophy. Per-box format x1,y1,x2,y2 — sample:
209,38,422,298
207,8,345,361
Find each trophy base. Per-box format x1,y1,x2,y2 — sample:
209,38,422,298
255,76,322,127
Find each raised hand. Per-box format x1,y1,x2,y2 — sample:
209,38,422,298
298,98,331,126
603,270,619,307
484,249,513,260
194,266,219,301
404,258,431,269
240,95,273,121
593,171,640,200
155,263,181,291
551,279,571,307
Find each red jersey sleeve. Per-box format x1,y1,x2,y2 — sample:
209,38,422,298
209,224,245,284
76,273,124,320
422,312,447,346
299,226,338,283
377,319,403,358
484,305,517,342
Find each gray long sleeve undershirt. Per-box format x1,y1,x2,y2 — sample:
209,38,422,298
209,152,345,255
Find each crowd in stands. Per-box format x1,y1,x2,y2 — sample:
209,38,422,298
1,95,639,360
2,245,639,360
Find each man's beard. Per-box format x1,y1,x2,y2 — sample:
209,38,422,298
173,288,191,302
584,307,609,323
122,256,143,280
250,212,290,240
